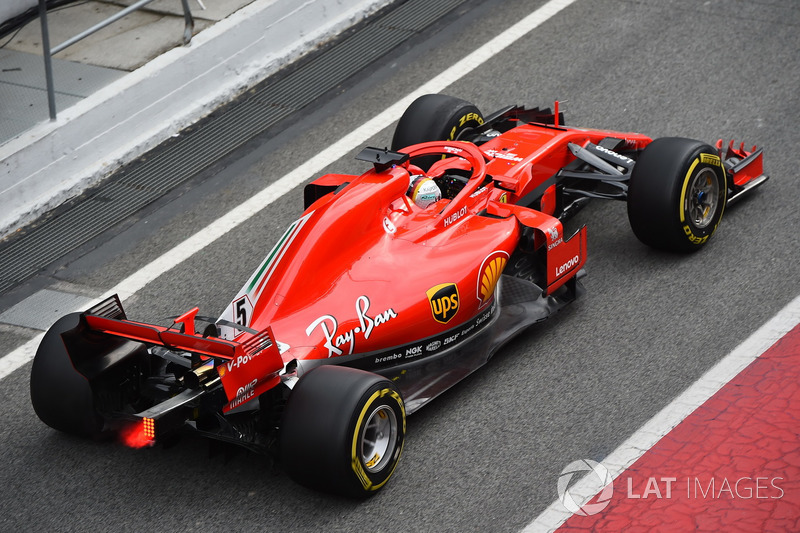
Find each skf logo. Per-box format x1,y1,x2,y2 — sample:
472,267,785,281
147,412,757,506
427,283,460,324
478,251,509,306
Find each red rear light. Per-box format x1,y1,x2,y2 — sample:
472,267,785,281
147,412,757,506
120,419,155,449
143,417,155,440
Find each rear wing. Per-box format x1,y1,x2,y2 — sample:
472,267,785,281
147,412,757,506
83,295,284,410
84,295,272,362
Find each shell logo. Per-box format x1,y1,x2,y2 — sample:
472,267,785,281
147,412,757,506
477,251,509,306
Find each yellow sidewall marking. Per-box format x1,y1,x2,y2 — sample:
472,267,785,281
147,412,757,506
679,158,700,225
350,388,406,492
679,154,727,244
700,153,721,166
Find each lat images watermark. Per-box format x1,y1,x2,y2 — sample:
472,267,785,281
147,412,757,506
625,476,785,500
557,459,787,517
557,459,614,516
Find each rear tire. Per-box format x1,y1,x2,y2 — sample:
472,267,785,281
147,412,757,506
31,313,150,438
31,314,105,437
280,365,406,497
627,137,727,252
392,94,484,169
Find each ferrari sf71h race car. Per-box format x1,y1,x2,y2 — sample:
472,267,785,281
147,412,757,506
30,94,767,497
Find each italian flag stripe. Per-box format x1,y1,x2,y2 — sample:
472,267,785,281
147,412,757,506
245,212,312,300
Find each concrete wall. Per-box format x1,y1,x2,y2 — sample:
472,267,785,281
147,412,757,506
0,0,37,25
0,0,390,238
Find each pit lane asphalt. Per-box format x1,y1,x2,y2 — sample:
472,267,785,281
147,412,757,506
1,0,799,531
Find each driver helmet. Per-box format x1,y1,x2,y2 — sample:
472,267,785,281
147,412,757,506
407,175,441,209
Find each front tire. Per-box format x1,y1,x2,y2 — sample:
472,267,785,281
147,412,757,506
279,365,406,497
627,137,727,252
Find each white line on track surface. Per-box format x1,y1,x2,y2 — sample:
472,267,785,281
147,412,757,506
0,0,578,381
522,293,800,533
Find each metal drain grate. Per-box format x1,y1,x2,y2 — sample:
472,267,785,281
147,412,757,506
0,289,93,330
0,0,469,295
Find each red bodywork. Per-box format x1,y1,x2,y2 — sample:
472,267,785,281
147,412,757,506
77,111,766,419
217,130,632,366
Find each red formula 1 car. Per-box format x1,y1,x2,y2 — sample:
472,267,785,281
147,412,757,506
30,94,767,497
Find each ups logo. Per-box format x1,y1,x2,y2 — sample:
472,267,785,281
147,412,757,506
426,283,460,324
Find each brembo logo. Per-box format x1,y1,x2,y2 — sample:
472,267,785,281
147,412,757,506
427,283,460,324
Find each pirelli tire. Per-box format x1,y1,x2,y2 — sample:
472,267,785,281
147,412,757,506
30,313,105,437
279,365,406,498
391,93,484,170
627,137,727,252
31,313,150,439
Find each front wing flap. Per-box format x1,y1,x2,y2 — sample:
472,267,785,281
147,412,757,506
717,139,769,206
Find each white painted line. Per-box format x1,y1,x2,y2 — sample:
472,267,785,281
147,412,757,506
522,293,800,533
0,0,578,381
